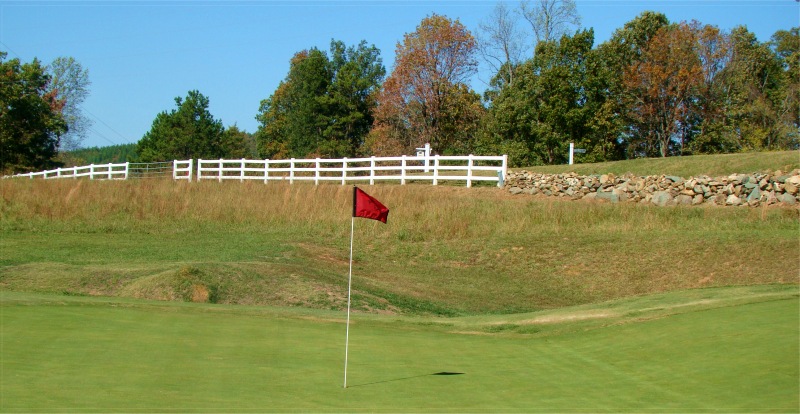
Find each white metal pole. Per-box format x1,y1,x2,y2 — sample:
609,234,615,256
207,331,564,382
569,142,575,165
344,216,355,388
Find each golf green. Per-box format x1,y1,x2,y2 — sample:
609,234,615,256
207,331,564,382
1,292,797,412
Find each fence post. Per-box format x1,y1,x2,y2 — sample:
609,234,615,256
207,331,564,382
370,156,376,185
197,159,203,182
432,155,440,186
315,158,320,185
124,162,129,180
264,159,270,184
90,164,95,180
188,159,193,181
499,154,508,188
290,158,295,184
172,160,177,180
569,142,574,165
341,158,347,186
241,158,246,182
401,155,407,185
466,154,474,188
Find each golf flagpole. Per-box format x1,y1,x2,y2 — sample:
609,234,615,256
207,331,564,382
343,186,389,389
343,215,355,389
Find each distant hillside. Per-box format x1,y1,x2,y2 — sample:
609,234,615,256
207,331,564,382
62,143,138,166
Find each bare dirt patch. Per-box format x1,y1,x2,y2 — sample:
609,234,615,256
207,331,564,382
516,310,619,325
296,243,350,266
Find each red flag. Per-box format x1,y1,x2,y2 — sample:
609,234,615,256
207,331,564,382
353,187,389,223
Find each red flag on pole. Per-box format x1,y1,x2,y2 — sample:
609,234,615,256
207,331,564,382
344,186,389,388
353,187,389,224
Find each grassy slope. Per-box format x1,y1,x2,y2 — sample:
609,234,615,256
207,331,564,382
519,150,800,177
2,152,798,411
2,287,797,412
1,171,798,315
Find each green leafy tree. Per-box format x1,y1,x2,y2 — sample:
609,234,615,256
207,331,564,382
256,80,291,159
720,26,792,151
281,48,331,157
256,40,385,159
137,90,225,162
770,27,799,148
0,52,67,173
479,29,600,166
221,125,257,159
324,40,385,156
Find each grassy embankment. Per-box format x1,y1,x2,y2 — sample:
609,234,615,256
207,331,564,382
1,151,797,315
1,151,798,412
519,150,800,176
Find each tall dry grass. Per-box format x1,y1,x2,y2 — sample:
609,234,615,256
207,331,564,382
2,178,797,237
3,178,798,313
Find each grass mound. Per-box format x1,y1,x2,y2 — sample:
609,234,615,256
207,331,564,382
2,172,798,314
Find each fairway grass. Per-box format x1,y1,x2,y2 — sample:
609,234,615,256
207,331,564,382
2,286,798,413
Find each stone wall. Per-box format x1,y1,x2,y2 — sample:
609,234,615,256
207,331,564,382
505,170,800,207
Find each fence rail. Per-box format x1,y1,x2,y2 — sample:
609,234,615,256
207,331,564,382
10,162,129,180
8,154,508,188
196,155,507,187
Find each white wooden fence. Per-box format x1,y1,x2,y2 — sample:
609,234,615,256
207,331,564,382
195,155,507,187
10,154,508,188
10,162,129,180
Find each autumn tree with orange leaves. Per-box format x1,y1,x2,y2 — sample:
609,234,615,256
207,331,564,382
623,22,703,157
367,14,484,156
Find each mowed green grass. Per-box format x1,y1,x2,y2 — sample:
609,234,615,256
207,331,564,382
2,287,798,413
519,150,799,177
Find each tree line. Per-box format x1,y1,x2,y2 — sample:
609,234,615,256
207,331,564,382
2,2,797,173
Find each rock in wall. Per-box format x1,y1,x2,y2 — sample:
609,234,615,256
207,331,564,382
505,170,800,207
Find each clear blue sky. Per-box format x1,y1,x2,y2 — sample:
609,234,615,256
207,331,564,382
2,0,798,149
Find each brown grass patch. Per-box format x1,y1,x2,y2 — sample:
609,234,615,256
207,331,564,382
517,310,619,325
191,284,210,303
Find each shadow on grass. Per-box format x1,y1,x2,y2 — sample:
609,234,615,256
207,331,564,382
348,372,465,388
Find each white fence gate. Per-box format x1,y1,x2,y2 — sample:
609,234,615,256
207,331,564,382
9,154,508,188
